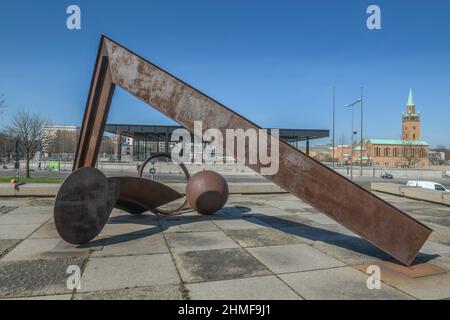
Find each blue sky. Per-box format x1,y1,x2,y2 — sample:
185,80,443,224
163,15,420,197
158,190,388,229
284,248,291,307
0,0,449,147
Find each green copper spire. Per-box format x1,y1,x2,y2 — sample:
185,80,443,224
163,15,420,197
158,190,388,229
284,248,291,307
407,88,415,106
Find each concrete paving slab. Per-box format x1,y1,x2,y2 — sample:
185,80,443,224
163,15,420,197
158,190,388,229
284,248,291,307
106,213,160,226
279,225,348,245
160,218,219,233
0,212,51,225
419,241,450,255
0,224,41,239
79,254,179,292
229,200,266,208
2,294,72,300
280,266,412,300
0,257,85,299
74,284,183,300
371,260,447,278
354,263,450,300
214,217,270,230
248,243,345,274
186,275,301,300
174,248,271,283
425,254,450,270
109,209,129,218
299,213,339,226
165,231,238,253
216,206,250,218
2,238,102,261
312,237,393,265
26,199,55,207
251,214,315,228
0,200,26,207
5,206,52,215
322,224,360,237
29,220,60,239
92,232,169,257
423,217,450,229
0,206,18,215
269,200,315,212
100,222,157,236
0,239,21,258
225,228,303,248
245,207,294,217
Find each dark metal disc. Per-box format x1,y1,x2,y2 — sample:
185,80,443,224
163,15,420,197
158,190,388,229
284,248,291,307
54,167,119,244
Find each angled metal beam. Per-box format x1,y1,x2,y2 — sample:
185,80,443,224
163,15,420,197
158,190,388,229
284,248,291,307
74,35,432,265
73,41,115,169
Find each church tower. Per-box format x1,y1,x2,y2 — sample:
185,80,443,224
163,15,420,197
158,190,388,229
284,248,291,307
402,88,420,141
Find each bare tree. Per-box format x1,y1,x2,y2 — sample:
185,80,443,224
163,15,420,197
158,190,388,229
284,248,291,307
8,110,47,178
402,141,420,168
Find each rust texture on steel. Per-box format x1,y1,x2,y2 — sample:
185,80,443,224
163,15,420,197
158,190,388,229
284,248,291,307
73,35,432,265
186,170,229,215
54,167,119,244
109,176,184,215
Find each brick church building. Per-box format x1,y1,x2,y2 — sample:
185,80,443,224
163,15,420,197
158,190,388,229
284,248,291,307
355,89,429,168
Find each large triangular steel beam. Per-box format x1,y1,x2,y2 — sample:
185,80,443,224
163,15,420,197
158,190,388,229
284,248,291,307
74,35,432,265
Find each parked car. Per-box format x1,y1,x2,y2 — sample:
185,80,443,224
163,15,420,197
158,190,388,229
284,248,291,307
406,181,450,192
381,171,393,179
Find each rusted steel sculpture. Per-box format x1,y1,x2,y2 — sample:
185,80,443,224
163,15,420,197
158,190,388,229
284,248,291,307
55,152,198,244
61,35,431,265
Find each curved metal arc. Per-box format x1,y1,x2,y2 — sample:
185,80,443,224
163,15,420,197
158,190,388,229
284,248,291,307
137,152,190,215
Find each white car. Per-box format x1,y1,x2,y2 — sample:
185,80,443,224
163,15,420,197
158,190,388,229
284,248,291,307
407,181,449,192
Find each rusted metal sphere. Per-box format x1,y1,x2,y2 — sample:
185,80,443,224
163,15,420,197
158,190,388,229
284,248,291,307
185,170,229,215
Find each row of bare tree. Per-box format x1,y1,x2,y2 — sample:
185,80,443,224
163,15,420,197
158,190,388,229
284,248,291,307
1,94,121,178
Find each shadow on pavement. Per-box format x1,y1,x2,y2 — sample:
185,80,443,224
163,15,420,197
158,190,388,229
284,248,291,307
84,206,439,266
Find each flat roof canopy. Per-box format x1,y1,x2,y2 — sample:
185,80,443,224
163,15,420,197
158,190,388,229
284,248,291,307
105,124,329,143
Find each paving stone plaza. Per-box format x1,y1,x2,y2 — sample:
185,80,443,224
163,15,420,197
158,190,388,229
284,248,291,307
1,192,450,300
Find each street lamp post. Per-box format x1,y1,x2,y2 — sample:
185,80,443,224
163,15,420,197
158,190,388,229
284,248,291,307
345,98,362,181
332,86,336,169
360,87,364,177
351,106,354,180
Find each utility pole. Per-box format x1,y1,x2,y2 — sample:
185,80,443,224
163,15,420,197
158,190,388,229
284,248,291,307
360,87,364,177
351,106,354,180
332,86,336,169
345,97,362,181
